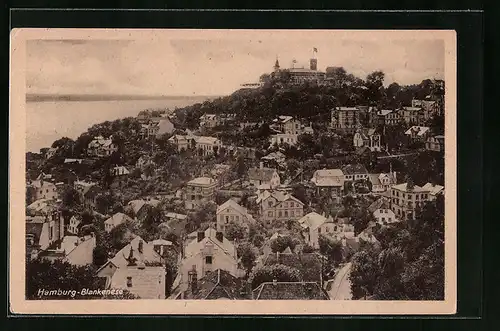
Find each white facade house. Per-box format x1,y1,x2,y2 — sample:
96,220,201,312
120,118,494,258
180,228,239,291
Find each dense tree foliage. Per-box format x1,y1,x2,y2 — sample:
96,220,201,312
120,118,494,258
249,264,302,289
26,259,138,299
349,195,444,300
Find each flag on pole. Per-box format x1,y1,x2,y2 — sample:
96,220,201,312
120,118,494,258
313,47,318,53
292,59,297,63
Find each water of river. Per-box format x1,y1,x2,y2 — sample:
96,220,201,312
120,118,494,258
26,97,212,153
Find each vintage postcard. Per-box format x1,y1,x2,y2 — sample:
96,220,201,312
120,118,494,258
10,29,456,315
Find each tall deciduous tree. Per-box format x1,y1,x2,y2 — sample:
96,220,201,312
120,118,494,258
249,264,302,289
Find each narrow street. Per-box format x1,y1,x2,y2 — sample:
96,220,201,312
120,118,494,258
328,262,352,300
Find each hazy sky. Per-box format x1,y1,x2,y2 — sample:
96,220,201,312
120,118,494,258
26,37,444,96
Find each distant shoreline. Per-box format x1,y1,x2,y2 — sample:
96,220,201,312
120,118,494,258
26,94,222,103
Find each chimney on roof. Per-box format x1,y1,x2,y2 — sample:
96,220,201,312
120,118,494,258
189,266,198,294
197,231,205,242
138,240,144,254
215,231,224,243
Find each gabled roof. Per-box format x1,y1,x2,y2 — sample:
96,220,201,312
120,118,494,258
112,166,130,176
298,212,327,230
181,269,242,300
405,126,430,136
342,164,368,175
256,190,304,206
185,227,236,259
368,198,391,214
378,109,393,116
97,236,162,273
217,199,249,216
252,281,329,300
195,136,220,145
311,169,344,187
262,151,286,161
248,167,278,182
421,183,444,195
104,212,133,227
391,182,427,193
84,185,102,199
165,212,187,220
263,252,323,282
187,177,216,186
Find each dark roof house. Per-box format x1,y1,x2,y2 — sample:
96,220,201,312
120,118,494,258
252,281,329,300
342,163,368,175
248,167,277,182
178,269,244,300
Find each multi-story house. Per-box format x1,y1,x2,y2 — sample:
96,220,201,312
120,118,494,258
342,164,369,182
97,236,166,299
353,128,382,152
401,107,425,125
168,134,196,152
412,99,440,119
38,234,97,267
390,182,431,221
368,197,397,225
298,212,328,249
383,109,402,126
111,166,130,188
83,185,101,211
199,114,220,128
180,228,239,291
216,199,255,235
425,135,445,152
256,190,304,223
74,180,97,204
248,165,281,190
184,177,217,210
331,107,361,131
270,133,299,146
368,172,397,193
67,215,81,235
310,169,345,197
405,126,431,142
87,136,118,157
26,211,65,254
28,179,58,202
273,116,302,135
194,136,222,157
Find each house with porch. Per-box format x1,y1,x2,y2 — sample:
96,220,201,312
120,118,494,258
310,169,345,198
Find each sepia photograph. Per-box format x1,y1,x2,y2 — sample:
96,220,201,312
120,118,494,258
10,29,456,314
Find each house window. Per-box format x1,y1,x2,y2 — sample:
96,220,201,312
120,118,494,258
205,256,213,264
291,211,295,217
284,202,288,208
225,216,229,223
290,202,294,208
268,211,273,217
268,201,273,208
127,277,133,287
235,216,239,222
318,228,322,234
230,215,234,221
382,217,385,222
326,227,329,233
278,211,282,218
284,211,288,217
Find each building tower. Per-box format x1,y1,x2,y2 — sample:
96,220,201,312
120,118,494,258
310,58,318,71
274,57,280,73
